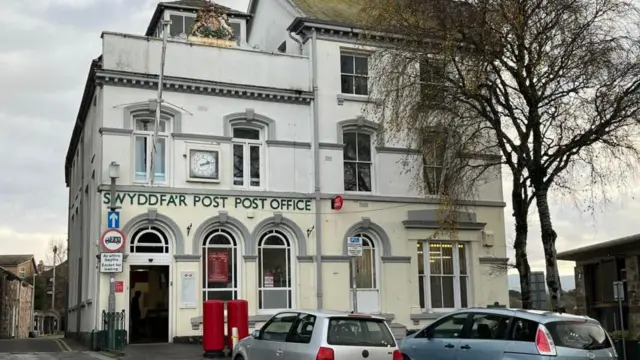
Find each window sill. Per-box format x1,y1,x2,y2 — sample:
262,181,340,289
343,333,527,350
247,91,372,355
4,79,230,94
337,94,382,106
186,178,221,184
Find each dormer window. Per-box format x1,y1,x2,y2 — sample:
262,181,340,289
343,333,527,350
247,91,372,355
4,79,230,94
163,12,243,45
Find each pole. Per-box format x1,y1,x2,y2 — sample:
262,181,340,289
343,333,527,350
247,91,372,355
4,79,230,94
30,272,35,334
108,176,117,314
149,19,170,185
617,281,627,360
17,283,21,337
351,256,358,313
52,248,57,312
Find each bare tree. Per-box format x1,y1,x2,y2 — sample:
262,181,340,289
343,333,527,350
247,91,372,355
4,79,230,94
359,0,640,309
45,238,67,266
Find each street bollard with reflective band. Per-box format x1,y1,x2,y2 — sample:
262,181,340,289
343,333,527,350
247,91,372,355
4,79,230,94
227,299,249,350
231,327,239,348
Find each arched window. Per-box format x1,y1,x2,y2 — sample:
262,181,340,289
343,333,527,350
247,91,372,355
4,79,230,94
202,228,238,301
258,230,292,310
133,115,171,183
130,227,170,254
232,127,263,189
352,233,376,289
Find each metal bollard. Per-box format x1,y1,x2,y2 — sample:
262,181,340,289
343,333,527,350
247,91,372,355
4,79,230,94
231,327,239,347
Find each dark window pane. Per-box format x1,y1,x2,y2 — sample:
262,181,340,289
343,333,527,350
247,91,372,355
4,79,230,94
250,145,260,186
340,55,354,74
169,15,184,37
354,56,368,75
460,276,468,308
343,162,357,191
341,75,354,94
233,144,244,185
230,22,241,44
233,128,260,140
431,276,442,308
511,318,538,342
357,163,371,192
184,16,195,35
357,133,371,161
418,275,425,309
442,276,455,307
354,77,368,95
343,132,357,160
204,290,236,301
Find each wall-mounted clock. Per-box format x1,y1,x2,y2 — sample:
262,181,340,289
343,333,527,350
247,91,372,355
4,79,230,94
189,149,219,181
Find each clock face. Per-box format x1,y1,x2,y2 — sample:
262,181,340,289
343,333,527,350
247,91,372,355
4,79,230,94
190,150,218,179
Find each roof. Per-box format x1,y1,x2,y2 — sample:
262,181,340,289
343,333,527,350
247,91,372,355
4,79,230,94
557,233,640,261
0,255,33,266
144,0,251,37
288,0,364,24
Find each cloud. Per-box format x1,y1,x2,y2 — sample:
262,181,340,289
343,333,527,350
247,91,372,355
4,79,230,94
0,0,156,263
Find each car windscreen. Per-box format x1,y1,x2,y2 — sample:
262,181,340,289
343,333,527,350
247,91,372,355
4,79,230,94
546,321,612,350
326,317,396,347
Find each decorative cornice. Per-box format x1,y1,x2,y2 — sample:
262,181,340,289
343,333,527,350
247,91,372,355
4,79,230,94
478,257,509,265
95,70,314,105
402,220,487,230
266,140,312,149
171,133,232,142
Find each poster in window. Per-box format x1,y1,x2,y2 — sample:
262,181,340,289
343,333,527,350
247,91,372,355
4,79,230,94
207,251,229,284
264,273,274,288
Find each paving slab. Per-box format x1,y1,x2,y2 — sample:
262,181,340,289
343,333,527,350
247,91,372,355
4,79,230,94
123,343,231,360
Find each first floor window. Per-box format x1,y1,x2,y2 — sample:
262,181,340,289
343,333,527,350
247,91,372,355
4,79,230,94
232,127,262,188
417,241,468,309
202,229,238,301
343,131,372,192
258,230,292,310
133,118,168,183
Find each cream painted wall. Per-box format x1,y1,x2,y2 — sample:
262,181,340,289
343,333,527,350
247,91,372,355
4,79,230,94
94,192,507,336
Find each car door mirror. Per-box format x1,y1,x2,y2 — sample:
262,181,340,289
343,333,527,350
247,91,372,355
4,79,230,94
251,330,260,338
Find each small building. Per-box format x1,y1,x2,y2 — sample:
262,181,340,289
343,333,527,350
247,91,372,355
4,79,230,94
557,234,640,333
64,0,510,345
0,266,34,339
0,255,37,280
36,260,68,333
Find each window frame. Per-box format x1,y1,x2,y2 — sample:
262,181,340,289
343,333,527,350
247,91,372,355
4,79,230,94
257,230,294,314
201,228,240,303
421,131,448,195
231,126,265,190
129,227,170,254
342,130,374,193
350,233,378,290
419,55,449,109
340,51,370,96
132,116,170,185
417,241,471,312
258,312,300,342
164,11,244,44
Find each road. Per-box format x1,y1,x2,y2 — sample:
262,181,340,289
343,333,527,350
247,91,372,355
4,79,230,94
0,338,110,360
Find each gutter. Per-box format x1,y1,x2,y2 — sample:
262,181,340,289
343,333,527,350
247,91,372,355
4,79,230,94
311,29,323,309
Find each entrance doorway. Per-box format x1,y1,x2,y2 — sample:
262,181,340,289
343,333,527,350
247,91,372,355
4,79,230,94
129,265,170,344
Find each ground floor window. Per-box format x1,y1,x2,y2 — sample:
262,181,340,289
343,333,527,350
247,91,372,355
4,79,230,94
417,241,469,310
258,230,292,310
202,228,238,301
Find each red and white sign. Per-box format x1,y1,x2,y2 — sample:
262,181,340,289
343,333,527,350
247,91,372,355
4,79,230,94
331,195,344,211
264,273,274,288
207,251,229,284
114,281,124,293
100,229,126,252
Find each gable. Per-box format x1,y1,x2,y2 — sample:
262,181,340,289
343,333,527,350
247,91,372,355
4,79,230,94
0,254,33,267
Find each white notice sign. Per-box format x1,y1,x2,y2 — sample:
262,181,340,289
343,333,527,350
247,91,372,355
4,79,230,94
180,271,197,309
100,253,123,273
347,236,363,257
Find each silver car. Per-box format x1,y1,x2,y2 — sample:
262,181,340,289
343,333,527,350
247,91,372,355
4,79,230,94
232,310,403,360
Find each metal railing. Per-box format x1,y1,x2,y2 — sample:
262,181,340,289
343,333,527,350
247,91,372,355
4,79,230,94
101,310,126,352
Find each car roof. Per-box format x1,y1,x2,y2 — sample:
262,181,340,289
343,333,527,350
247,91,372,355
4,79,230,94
275,309,386,320
447,307,598,324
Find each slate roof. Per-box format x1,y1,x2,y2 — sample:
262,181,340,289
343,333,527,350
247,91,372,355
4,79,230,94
0,254,33,266
288,0,364,24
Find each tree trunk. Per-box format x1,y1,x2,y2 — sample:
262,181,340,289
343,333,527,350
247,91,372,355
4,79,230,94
512,176,533,309
535,189,563,311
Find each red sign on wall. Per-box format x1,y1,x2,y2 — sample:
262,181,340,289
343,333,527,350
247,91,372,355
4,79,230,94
207,251,229,284
114,281,124,293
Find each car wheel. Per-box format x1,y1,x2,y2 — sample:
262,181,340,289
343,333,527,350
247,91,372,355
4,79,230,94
234,355,245,360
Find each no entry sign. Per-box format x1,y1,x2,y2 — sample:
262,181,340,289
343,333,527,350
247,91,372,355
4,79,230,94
100,229,126,252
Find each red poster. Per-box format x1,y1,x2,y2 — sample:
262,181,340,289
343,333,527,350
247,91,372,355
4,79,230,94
264,273,274,288
208,251,229,283
114,281,124,293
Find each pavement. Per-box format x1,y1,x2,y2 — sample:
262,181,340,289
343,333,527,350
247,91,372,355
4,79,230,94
0,337,111,360
122,343,231,360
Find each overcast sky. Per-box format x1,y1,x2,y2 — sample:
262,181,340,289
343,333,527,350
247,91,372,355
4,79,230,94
1,0,638,275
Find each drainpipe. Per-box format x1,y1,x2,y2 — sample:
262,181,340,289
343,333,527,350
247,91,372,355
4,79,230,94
311,29,323,309
288,32,303,55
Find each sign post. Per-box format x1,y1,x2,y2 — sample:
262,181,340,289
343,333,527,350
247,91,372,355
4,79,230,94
613,280,627,360
347,237,363,313
100,229,126,314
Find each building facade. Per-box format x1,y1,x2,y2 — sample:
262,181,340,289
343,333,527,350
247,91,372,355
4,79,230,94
0,255,37,280
558,234,640,334
64,0,509,344
0,267,34,339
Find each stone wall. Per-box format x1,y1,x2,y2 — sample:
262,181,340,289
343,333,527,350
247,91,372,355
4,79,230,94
0,271,33,338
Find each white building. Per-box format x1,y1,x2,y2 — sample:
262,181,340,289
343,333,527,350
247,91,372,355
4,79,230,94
64,0,509,345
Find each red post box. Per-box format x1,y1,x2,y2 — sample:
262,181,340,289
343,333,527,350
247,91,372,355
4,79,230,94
202,300,225,358
227,299,249,350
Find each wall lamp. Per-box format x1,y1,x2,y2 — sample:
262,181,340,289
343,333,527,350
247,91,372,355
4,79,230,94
109,161,120,180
